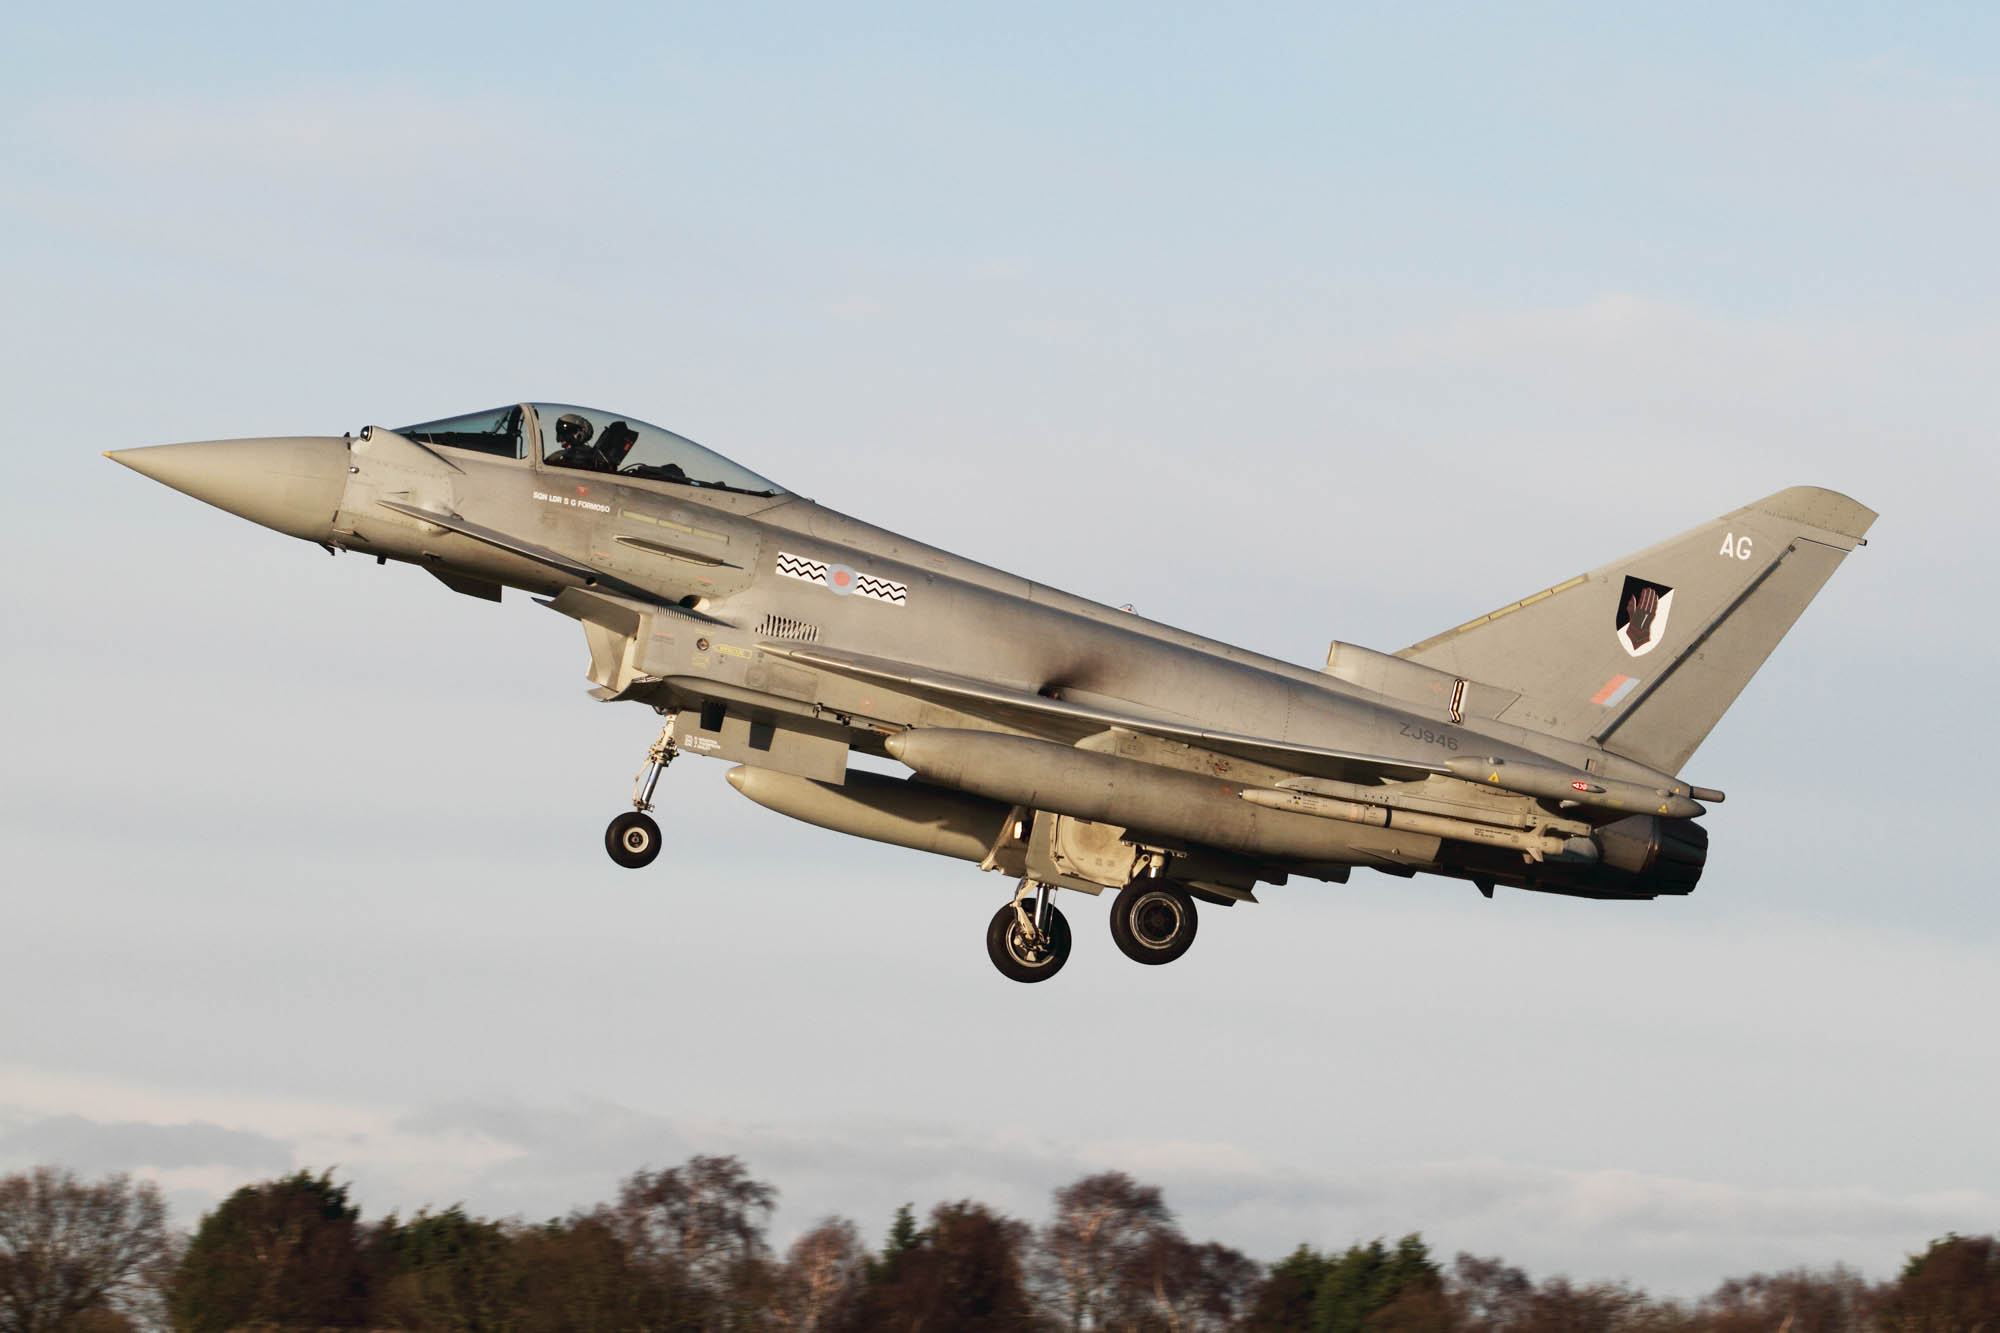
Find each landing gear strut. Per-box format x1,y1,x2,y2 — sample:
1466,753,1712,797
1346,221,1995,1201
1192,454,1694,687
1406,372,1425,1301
605,718,676,869
986,880,1072,983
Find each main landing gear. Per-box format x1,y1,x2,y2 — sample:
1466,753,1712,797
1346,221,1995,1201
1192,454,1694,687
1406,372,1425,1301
1107,880,1198,965
985,877,1202,982
986,880,1073,983
605,719,676,869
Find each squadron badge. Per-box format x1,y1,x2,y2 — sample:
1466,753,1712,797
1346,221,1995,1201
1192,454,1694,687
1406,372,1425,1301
1615,576,1674,657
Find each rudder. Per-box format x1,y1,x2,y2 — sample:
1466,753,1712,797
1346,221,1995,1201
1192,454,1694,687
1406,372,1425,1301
1398,487,1876,774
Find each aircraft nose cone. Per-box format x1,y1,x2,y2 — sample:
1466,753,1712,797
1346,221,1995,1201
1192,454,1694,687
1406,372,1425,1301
106,436,351,542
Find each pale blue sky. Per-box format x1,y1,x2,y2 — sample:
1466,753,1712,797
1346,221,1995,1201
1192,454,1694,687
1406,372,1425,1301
2,1,1995,1296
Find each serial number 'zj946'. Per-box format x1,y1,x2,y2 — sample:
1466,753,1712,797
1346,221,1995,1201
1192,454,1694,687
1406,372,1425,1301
1400,721,1460,750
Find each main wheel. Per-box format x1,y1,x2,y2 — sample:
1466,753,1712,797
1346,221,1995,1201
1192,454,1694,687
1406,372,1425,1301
986,900,1072,984
1108,881,1197,965
605,811,662,869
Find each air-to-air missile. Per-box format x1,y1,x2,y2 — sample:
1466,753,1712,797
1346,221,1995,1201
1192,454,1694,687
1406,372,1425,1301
107,402,1873,981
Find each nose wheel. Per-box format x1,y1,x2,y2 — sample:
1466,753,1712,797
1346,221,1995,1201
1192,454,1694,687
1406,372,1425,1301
604,717,677,869
986,881,1072,983
606,811,662,867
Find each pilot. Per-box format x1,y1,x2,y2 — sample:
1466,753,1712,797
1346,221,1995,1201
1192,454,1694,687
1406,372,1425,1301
545,413,607,471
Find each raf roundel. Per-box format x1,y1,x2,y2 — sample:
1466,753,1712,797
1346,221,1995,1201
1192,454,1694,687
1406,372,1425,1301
773,550,909,607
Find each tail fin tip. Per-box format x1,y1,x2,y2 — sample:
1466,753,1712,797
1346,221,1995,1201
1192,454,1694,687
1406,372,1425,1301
1740,486,1877,548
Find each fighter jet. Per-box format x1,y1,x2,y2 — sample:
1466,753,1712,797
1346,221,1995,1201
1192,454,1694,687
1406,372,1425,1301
106,404,1875,982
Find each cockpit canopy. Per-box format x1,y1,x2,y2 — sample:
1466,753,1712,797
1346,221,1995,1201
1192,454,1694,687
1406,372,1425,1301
397,403,786,497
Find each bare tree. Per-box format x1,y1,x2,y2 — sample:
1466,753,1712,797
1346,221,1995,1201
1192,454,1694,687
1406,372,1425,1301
773,1217,866,1332
1131,1234,1259,1333
0,1167,174,1333
1514,1275,1669,1333
1701,1266,1877,1333
1453,1253,1536,1333
1037,1172,1173,1332
611,1154,779,1329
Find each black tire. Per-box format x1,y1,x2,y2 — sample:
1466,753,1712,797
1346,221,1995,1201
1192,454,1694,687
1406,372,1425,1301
985,900,1072,984
605,811,662,869
1108,881,1197,965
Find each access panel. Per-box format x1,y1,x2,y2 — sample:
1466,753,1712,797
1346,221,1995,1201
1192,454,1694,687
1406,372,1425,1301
674,707,849,784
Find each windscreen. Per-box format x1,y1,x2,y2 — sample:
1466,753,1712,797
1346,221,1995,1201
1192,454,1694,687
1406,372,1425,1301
398,405,526,459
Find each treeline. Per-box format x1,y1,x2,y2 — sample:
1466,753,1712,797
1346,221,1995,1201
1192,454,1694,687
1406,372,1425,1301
2,1160,1996,1333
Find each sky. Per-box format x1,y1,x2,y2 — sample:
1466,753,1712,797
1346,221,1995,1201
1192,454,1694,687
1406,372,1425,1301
2,0,1996,1299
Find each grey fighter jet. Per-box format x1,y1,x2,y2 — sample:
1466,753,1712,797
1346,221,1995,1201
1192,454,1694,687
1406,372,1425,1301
107,405,1875,982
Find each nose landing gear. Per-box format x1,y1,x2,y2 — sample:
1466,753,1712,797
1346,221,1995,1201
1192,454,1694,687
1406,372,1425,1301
606,811,661,868
986,880,1072,983
605,718,677,869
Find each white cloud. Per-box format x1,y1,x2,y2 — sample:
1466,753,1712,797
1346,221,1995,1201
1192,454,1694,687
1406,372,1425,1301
34,88,548,188
0,1113,290,1173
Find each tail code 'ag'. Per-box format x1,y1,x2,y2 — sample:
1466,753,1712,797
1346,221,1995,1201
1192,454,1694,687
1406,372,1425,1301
1398,486,1876,775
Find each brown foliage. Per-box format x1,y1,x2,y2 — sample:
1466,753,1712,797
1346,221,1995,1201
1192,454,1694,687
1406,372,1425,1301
1038,1171,1173,1331
836,1200,1039,1333
505,1213,642,1332
602,1153,780,1330
14,1154,1998,1333
1452,1254,1536,1333
773,1217,866,1332
1701,1266,1877,1333
1882,1235,2000,1333
0,1168,172,1333
1369,1282,1458,1333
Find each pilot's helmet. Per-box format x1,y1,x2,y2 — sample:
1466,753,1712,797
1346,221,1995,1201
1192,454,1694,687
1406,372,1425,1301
555,414,595,450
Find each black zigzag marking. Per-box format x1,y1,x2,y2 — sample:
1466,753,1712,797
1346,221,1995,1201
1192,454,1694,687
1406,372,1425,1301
853,574,908,604
776,551,905,605
776,552,829,583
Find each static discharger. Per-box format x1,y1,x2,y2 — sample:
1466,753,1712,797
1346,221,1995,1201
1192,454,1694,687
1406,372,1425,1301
1444,756,1712,819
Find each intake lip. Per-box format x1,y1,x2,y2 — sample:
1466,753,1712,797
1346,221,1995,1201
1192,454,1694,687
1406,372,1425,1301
106,436,352,543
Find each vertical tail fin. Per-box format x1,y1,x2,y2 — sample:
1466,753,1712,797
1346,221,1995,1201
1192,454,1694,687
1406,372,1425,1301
1398,487,1876,774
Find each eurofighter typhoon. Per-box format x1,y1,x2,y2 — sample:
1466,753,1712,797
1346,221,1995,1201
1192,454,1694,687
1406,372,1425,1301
107,405,1874,982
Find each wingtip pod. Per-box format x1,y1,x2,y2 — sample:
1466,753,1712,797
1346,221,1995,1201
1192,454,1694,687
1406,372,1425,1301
1740,486,1878,549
